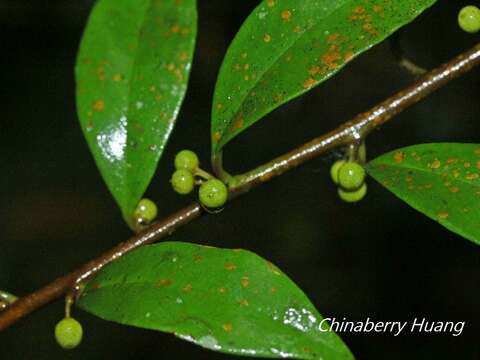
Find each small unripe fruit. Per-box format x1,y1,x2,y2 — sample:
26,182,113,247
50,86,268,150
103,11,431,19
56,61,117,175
330,160,346,184
458,5,480,33
174,150,199,172
55,317,83,350
338,162,365,191
171,169,195,195
338,183,367,203
134,198,158,223
199,179,228,208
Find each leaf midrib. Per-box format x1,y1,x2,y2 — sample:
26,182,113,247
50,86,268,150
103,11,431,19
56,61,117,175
120,0,151,211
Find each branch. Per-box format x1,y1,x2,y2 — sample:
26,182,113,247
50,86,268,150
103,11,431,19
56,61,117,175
0,203,202,330
1,43,479,331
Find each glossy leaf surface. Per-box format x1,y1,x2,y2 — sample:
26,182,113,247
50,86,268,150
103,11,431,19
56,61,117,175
367,143,480,245
76,0,197,218
211,0,437,153
79,242,353,359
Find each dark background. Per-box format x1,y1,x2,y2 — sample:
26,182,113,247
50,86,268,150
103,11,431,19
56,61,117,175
1,1,479,359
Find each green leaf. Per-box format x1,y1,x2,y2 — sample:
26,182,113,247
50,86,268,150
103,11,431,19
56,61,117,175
211,0,437,154
78,242,354,360
367,143,480,246
76,0,197,218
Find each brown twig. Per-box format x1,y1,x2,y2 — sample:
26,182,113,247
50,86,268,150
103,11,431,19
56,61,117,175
0,203,202,330
1,43,479,331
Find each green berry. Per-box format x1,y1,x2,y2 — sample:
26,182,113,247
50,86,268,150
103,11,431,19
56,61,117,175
199,179,228,208
175,150,199,172
338,183,367,203
458,5,480,33
134,198,158,223
55,317,83,350
338,162,365,191
330,160,346,184
171,169,195,195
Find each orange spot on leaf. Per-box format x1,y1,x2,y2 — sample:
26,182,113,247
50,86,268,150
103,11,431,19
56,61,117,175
112,74,123,82
91,283,101,290
292,25,301,33
238,299,249,307
393,151,405,163
93,100,105,112
326,33,340,43
272,94,283,102
373,5,384,14
353,6,365,14
309,66,321,76
223,323,233,332
438,211,449,220
231,114,244,131
156,279,173,287
224,262,237,271
344,51,354,62
303,78,318,89
430,160,441,169
321,52,341,69
281,10,292,21
96,66,106,81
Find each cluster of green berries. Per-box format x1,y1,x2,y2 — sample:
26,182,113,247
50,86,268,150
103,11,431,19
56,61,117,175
330,160,367,202
131,150,228,225
458,5,480,33
55,316,83,350
171,150,228,209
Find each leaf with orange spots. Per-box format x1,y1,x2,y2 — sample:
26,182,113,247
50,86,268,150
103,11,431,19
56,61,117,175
367,143,480,245
76,0,197,221
211,0,437,154
78,242,354,360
